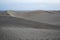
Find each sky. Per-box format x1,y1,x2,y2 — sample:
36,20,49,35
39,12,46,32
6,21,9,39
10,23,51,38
0,0,60,10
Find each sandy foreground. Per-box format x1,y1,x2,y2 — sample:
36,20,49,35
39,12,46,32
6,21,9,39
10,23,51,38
0,27,60,40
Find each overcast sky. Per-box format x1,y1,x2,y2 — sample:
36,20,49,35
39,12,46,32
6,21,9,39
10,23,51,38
0,0,60,10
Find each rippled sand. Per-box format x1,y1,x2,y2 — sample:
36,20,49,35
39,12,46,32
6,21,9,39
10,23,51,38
0,27,60,40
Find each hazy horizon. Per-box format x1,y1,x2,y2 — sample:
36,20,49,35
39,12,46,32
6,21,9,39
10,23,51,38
0,0,60,11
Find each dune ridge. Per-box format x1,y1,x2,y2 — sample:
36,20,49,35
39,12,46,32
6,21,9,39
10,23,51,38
7,10,60,26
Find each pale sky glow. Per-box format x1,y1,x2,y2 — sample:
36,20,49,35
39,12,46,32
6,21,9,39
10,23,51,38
0,0,60,10
0,0,60,3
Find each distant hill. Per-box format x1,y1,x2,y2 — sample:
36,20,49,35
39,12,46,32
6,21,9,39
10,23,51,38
7,10,60,26
0,11,9,16
0,10,60,30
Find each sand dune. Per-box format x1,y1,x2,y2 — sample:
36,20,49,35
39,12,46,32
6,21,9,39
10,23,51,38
7,10,60,26
0,10,60,40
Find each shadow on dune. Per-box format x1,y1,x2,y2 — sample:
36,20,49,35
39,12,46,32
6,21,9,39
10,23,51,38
0,15,60,30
